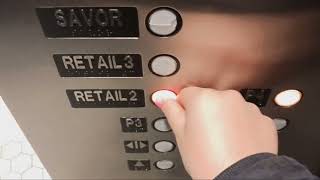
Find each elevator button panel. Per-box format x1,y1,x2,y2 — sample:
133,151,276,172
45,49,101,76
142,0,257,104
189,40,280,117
1,1,319,179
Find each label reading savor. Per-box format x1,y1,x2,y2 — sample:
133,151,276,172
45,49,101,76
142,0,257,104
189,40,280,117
67,89,145,108
54,54,143,77
36,7,139,38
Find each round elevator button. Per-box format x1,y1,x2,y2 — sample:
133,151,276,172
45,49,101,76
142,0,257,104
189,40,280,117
154,141,175,153
149,55,180,77
273,118,288,131
274,89,303,107
155,160,175,170
146,7,182,37
153,117,171,132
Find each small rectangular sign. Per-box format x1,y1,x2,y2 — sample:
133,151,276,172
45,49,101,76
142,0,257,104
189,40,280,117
54,54,143,77
124,141,149,153
128,160,151,171
67,89,145,108
36,7,139,38
120,117,147,133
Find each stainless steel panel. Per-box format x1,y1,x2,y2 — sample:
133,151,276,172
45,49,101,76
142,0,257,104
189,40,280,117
0,0,319,179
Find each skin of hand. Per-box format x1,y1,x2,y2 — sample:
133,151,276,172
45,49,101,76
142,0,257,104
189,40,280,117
156,87,278,179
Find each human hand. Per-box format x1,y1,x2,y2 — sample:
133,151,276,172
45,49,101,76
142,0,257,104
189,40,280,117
156,87,278,179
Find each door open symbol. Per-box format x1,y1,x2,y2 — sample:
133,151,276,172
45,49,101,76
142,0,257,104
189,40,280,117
124,141,149,153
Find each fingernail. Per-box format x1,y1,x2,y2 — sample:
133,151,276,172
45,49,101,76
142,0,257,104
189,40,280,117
151,90,177,108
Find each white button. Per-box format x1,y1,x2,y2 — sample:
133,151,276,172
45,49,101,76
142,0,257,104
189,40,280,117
155,160,175,170
273,118,288,131
274,90,303,107
150,55,179,77
153,117,171,132
154,141,175,153
147,8,180,36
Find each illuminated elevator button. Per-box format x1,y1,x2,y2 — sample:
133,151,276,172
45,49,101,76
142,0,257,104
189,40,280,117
155,160,175,170
147,8,182,37
151,90,177,107
273,118,288,131
153,117,171,132
274,90,302,107
149,55,180,77
154,141,175,153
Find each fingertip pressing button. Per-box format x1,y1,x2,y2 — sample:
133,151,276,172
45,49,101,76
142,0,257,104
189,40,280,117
151,90,177,107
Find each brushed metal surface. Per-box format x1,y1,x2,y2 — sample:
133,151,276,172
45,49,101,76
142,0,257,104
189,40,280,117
0,0,319,179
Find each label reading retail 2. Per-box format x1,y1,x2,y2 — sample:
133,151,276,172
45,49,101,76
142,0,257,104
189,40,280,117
66,89,145,108
36,7,139,38
54,54,143,77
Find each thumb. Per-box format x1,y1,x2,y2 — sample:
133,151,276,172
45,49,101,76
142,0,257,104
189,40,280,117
160,100,185,136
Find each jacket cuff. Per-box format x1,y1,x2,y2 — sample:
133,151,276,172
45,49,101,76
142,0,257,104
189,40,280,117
215,153,276,179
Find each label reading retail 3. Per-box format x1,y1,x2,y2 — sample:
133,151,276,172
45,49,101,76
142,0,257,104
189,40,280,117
36,7,139,38
54,54,143,77
66,89,145,108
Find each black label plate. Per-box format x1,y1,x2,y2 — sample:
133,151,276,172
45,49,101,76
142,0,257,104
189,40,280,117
67,89,145,108
124,141,149,153
120,117,147,133
128,160,151,171
54,54,143,77
36,7,139,38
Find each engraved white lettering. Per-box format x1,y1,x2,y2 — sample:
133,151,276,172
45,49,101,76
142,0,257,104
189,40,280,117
54,8,124,28
74,91,85,102
73,56,85,69
62,56,75,69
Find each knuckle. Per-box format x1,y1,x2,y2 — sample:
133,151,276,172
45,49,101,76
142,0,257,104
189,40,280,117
193,91,209,104
179,86,200,97
263,115,274,124
223,90,244,101
197,88,217,101
247,102,260,112
179,88,217,108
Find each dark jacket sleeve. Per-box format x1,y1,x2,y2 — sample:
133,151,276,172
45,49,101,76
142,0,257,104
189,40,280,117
215,153,319,180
